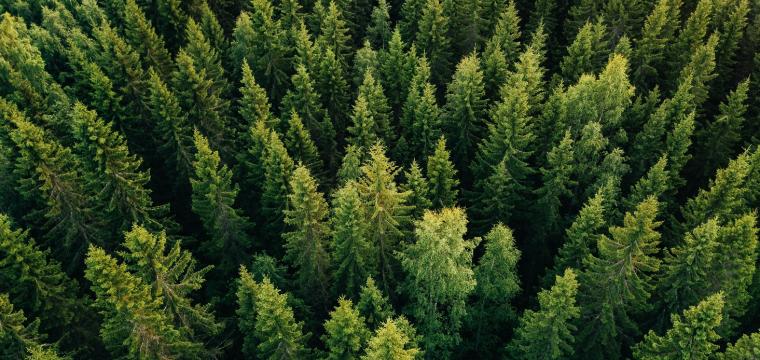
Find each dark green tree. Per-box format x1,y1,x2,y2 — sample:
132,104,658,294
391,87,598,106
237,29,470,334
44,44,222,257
357,277,394,331
331,181,373,299
260,130,296,250
402,161,433,219
322,297,371,359
416,0,452,87
560,20,609,83
426,137,459,208
285,110,324,175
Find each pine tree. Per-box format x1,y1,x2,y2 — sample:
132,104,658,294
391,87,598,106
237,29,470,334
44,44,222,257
624,155,670,212
283,165,331,308
84,245,202,358
416,0,452,87
401,161,433,218
231,0,289,102
491,1,521,66
506,269,580,360
356,144,410,293
467,224,521,355
532,130,576,238
71,103,167,233
236,270,308,359
367,0,392,49
331,181,373,299
696,78,749,179
144,68,195,186
560,20,609,83
442,54,487,175
7,107,105,270
357,277,394,331
191,131,252,274
668,0,712,78
577,197,662,359
676,34,718,109
285,110,324,175
260,130,296,250
172,50,229,152
401,57,441,162
362,319,420,360
399,207,478,357
314,47,350,138
348,95,380,151
122,0,173,79
426,136,459,208
633,293,724,360
322,297,371,359
632,0,680,90
712,0,749,93
481,37,509,100
378,29,415,116
120,226,221,344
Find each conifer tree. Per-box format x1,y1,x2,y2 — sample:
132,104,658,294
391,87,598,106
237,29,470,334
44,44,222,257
426,137,459,208
236,270,308,359
357,277,394,331
71,103,167,233
506,269,580,360
378,29,414,116
314,47,350,137
712,0,749,93
532,130,576,238
367,0,392,49
416,0,452,87
624,155,670,212
353,41,379,88
481,37,509,100
317,1,352,69
7,107,104,269
285,110,324,175
231,0,289,102
0,293,44,359
84,245,202,358
348,96,380,151
172,50,229,152
633,293,724,359
331,181,373,299
122,0,173,79
400,0,426,42
322,297,371,359
337,145,364,185
145,69,195,186
399,207,478,357
357,70,393,144
632,0,680,90
120,226,221,343
668,0,712,78
402,161,433,218
0,214,85,344
560,20,609,83
696,79,749,179
283,165,331,308
356,144,410,293
491,1,521,66
442,54,487,174
401,58,441,162
720,331,760,359
238,60,275,128
260,130,296,249
191,131,252,273
362,318,420,360
677,34,718,109
467,224,521,355
577,197,662,359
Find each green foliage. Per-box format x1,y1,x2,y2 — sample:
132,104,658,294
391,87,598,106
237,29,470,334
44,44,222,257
402,161,432,218
285,110,324,174
426,137,459,208
357,277,394,331
0,292,44,359
362,318,420,360
417,0,452,87
506,269,580,360
560,20,609,83
236,269,308,359
399,207,478,357
331,181,373,299
322,297,371,359
633,293,724,360
191,131,252,273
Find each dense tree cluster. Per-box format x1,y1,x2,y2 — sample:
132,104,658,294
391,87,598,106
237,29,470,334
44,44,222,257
1,0,760,358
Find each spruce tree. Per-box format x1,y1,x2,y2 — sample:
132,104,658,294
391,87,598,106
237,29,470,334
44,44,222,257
285,110,324,175
632,0,680,90
467,224,521,355
416,0,452,87
260,129,296,248
352,41,379,88
491,1,521,66
231,0,289,102
400,0,426,42
362,319,420,360
560,20,609,83
357,70,393,145
356,144,411,293
676,34,718,110
624,155,670,212
577,197,662,359
331,181,373,299
71,103,167,233
399,207,478,357
442,54,487,175
120,226,221,344
367,0,392,49
314,47,350,138
633,293,724,360
532,130,576,239
0,293,44,359
236,270,308,359
378,29,415,116
191,131,252,274
402,161,433,218
122,0,173,79
337,145,364,185
283,165,331,308
357,277,394,331
84,245,202,358
348,95,380,151
720,331,760,359
316,1,352,69
426,136,459,208
322,297,371,359
506,269,581,360
238,60,275,128
401,57,441,162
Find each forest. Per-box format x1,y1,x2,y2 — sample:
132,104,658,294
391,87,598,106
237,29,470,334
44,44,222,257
0,0,759,358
